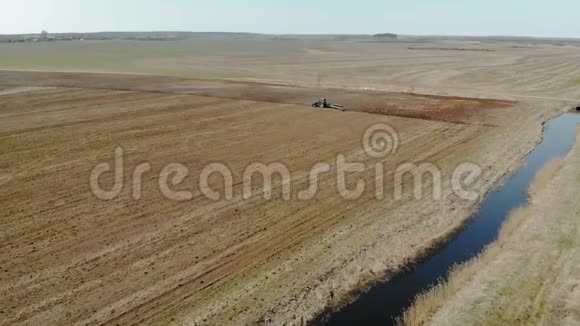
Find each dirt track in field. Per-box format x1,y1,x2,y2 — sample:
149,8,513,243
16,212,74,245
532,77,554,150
0,69,557,326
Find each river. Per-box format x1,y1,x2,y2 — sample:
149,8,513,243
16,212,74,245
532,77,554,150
317,112,580,326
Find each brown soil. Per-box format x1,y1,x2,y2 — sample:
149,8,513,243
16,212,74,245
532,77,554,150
0,72,550,326
0,71,515,126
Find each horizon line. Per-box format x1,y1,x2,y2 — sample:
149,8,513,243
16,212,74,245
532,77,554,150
1,30,579,40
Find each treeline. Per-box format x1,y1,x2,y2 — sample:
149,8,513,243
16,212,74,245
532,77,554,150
374,33,398,39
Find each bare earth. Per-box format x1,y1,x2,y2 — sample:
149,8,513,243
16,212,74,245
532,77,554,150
425,129,580,326
0,39,579,325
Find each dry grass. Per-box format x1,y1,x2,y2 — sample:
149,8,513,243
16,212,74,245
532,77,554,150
2,39,580,102
528,157,565,201
399,156,567,326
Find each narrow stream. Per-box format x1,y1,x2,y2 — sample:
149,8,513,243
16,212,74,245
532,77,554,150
318,112,580,326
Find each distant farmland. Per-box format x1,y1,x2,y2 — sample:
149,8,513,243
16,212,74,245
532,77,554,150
1,36,580,325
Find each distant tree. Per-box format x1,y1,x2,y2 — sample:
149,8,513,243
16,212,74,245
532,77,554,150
40,30,49,40
374,33,398,39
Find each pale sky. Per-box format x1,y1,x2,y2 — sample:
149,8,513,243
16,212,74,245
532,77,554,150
1,0,579,38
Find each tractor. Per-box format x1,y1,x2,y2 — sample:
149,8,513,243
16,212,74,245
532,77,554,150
312,98,345,112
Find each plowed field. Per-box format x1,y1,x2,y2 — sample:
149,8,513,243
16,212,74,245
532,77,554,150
0,71,557,325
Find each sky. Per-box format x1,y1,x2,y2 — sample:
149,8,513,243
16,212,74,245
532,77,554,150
1,0,579,38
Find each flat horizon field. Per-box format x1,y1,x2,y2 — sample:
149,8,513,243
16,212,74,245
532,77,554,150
1,37,580,325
